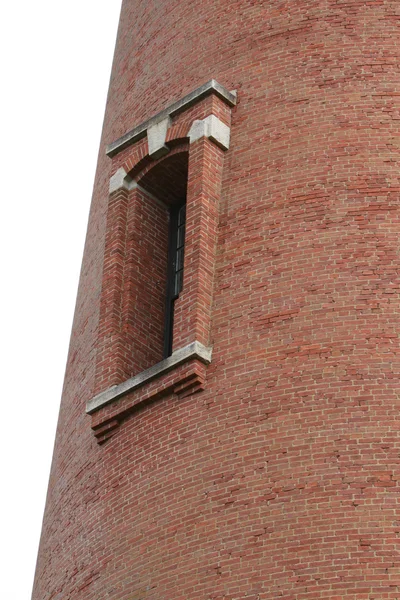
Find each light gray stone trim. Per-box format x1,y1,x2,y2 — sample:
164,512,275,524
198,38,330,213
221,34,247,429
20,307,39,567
188,115,231,150
109,175,168,208
109,167,132,193
86,341,212,414
106,80,237,157
147,116,171,158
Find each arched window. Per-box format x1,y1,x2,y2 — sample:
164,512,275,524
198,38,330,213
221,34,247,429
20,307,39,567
88,81,236,440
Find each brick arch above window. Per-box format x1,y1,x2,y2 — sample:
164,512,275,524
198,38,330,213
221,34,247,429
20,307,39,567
137,149,189,205
88,80,237,443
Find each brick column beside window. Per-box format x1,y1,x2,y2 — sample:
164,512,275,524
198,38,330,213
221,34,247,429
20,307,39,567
122,186,170,374
94,185,130,392
173,136,224,350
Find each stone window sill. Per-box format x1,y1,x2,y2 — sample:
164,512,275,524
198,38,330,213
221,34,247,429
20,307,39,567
87,341,212,443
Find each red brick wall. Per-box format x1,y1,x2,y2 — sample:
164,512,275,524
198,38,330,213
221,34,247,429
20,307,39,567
94,147,193,395
94,185,169,393
33,1,400,599
123,187,169,374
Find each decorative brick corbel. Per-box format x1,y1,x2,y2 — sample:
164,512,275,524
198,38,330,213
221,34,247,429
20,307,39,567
88,342,212,444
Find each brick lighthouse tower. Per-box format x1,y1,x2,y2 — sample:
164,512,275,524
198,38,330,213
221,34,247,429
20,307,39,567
33,1,400,598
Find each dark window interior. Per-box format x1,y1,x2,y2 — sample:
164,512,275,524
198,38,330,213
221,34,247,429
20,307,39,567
137,151,188,361
164,203,186,358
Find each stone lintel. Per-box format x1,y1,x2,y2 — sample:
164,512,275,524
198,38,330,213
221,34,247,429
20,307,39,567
106,80,237,157
86,341,212,414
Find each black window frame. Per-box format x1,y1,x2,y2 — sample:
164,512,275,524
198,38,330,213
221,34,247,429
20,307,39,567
164,202,186,358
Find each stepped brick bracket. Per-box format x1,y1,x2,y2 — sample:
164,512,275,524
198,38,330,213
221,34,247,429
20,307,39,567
87,80,236,441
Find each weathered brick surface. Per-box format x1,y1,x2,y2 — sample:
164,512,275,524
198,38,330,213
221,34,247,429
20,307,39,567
33,1,400,599
94,184,170,394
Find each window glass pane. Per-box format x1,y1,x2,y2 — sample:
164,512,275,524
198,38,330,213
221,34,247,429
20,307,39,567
176,247,184,270
174,270,183,297
178,205,186,226
177,225,185,247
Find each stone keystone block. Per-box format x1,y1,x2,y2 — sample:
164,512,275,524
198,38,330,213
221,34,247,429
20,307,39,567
147,116,171,158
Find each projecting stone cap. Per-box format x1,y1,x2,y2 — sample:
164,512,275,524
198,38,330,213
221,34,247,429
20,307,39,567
188,115,231,150
106,79,236,157
86,341,213,414
147,116,171,158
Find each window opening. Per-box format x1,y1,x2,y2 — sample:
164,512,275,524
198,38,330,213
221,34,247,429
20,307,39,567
135,151,189,366
164,202,186,358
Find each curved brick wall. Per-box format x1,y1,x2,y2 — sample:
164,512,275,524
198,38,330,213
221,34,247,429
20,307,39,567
33,1,400,598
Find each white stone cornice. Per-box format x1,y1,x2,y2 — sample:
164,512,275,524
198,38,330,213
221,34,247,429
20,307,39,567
106,80,236,157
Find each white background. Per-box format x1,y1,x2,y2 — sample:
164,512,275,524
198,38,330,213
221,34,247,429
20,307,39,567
0,1,122,597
